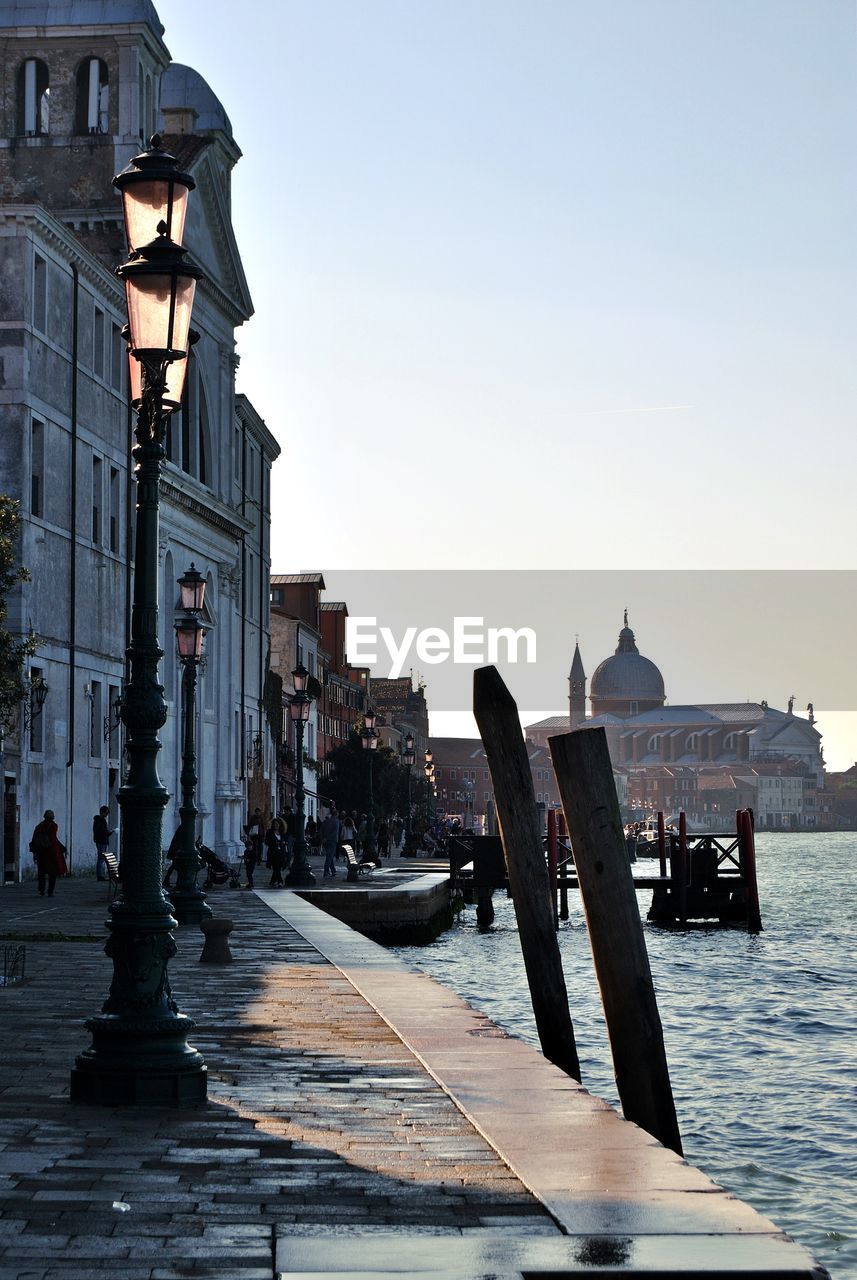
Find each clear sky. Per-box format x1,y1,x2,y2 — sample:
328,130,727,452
154,0,857,762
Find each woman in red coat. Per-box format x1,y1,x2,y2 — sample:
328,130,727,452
30,809,67,897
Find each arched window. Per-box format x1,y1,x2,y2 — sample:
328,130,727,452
723,733,737,753
138,64,144,140
17,59,50,136
75,58,109,134
686,733,699,753
647,734,662,754
144,74,153,139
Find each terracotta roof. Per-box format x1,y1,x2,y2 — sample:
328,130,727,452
270,573,325,587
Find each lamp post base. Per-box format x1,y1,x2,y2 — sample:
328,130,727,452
285,863,316,887
70,1014,207,1107
167,887,213,927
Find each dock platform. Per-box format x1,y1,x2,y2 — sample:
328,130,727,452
0,879,827,1278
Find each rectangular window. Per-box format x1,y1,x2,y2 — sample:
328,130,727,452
111,323,124,392
109,466,119,553
450,769,457,781
93,307,105,377
29,667,44,753
92,455,102,543
31,418,44,517
89,680,102,759
33,254,47,333
107,684,120,759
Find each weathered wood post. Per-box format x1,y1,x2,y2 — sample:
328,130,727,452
558,810,570,920
549,726,683,1155
657,810,667,878
739,809,763,933
674,811,688,925
547,807,559,930
473,666,581,1081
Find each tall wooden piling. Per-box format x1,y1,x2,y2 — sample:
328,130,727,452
675,811,688,925
657,810,667,878
739,809,763,934
549,726,683,1155
474,666,581,1081
547,807,559,930
558,811,570,920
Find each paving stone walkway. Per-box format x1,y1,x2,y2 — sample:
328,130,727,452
0,879,556,1280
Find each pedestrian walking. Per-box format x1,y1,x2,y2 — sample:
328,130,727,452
376,819,390,859
321,807,340,878
92,805,113,881
29,809,67,897
283,805,297,860
244,808,264,885
265,818,288,887
339,812,356,859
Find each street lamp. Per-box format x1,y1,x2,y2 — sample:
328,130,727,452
71,136,206,1108
424,750,436,824
167,565,212,928
361,707,379,862
285,663,315,886
402,732,415,853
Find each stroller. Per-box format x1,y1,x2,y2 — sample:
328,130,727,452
198,840,241,890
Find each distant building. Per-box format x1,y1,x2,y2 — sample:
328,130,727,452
270,574,325,819
316,602,367,775
368,677,429,759
526,614,827,829
428,736,560,828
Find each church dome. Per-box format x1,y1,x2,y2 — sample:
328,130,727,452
590,613,665,703
160,63,232,137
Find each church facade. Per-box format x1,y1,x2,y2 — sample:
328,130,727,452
527,615,826,829
0,1,279,880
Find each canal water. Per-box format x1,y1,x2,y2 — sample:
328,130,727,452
394,833,856,1277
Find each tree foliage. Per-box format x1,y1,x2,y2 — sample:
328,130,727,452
319,732,415,819
0,497,35,732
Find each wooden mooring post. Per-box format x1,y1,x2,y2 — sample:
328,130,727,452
474,666,581,1081
657,809,667,878
549,726,683,1155
738,808,763,933
557,810,570,920
547,807,559,931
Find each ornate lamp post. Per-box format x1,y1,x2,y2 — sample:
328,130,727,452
168,565,211,927
285,662,315,887
360,707,379,862
402,732,415,853
71,137,206,1107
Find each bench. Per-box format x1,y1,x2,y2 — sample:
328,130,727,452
102,851,121,901
342,845,377,883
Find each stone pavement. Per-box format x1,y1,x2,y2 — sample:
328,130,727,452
0,878,556,1280
0,879,827,1279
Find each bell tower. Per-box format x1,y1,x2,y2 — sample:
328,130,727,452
569,640,586,730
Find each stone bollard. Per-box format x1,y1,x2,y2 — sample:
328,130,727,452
199,917,234,964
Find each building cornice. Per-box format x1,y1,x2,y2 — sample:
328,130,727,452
0,204,124,302
162,473,253,539
235,392,280,461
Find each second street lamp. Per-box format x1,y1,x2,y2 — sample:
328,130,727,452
402,732,415,854
360,707,378,862
285,663,315,887
168,565,212,927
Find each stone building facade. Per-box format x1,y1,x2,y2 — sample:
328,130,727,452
0,1,279,878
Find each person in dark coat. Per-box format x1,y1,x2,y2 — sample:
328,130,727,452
30,809,66,897
93,806,113,881
376,820,389,859
265,818,288,888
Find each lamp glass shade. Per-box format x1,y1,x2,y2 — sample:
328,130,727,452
368,733,378,751
403,749,415,766
364,707,376,731
175,618,203,660
405,733,414,750
292,663,308,694
290,695,310,722
424,749,433,764
125,272,196,357
178,565,206,613
122,177,189,253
